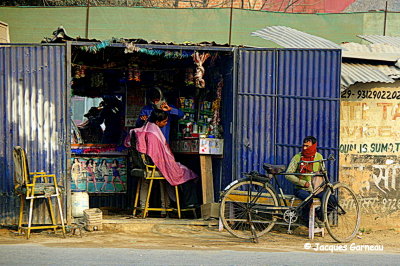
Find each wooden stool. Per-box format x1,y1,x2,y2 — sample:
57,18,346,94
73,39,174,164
309,198,324,239
133,154,182,218
134,175,182,218
132,154,197,219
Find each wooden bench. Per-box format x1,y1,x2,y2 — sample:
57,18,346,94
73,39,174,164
278,194,324,239
283,195,324,239
308,198,324,239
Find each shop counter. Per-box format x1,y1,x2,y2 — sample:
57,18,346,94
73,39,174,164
170,139,223,206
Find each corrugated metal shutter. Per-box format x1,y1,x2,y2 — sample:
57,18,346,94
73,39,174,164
235,48,341,194
0,44,68,225
235,49,277,179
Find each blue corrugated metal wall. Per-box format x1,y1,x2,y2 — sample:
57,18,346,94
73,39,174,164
234,48,341,194
0,44,68,225
234,49,276,180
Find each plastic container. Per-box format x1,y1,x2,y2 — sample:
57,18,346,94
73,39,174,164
71,191,89,217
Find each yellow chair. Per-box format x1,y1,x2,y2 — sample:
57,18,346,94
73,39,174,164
133,154,182,218
13,146,66,239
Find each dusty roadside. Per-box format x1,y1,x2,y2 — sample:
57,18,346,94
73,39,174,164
0,218,399,254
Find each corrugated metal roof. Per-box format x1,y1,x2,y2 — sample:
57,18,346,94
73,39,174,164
375,64,400,78
358,35,400,48
251,26,342,49
341,42,400,53
341,42,400,61
335,42,400,87
250,27,400,88
341,63,396,87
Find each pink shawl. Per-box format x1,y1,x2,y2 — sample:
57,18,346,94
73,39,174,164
125,122,197,186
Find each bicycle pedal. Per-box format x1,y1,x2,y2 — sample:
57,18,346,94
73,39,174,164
287,230,293,234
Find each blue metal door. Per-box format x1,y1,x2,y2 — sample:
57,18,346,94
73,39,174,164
234,48,341,194
0,44,68,224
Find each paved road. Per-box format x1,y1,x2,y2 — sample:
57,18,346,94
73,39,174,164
0,244,399,265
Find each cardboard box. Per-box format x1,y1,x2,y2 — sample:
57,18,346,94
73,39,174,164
199,138,224,155
201,203,220,219
170,138,224,155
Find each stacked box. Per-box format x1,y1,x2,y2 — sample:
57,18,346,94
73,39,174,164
83,208,103,231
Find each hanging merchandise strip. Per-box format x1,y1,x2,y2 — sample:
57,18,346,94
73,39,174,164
192,51,211,88
124,42,193,59
72,62,179,73
80,39,114,53
71,146,127,154
211,78,223,135
79,40,204,58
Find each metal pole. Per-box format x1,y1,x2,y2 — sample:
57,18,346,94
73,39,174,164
65,41,73,225
383,1,388,36
85,0,90,39
228,0,234,46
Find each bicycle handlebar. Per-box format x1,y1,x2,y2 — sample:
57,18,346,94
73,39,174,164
242,154,335,177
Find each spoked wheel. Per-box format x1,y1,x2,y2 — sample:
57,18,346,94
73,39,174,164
220,179,279,240
323,183,361,243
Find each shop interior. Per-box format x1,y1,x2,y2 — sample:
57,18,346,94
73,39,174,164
69,43,233,217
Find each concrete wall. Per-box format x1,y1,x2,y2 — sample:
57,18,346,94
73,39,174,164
0,7,399,46
340,81,400,223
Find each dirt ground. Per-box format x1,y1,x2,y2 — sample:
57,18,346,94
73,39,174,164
1,215,399,254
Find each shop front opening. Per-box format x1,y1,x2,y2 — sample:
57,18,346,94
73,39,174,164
69,42,233,218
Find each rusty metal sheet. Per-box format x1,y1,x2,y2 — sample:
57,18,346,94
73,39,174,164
0,44,68,224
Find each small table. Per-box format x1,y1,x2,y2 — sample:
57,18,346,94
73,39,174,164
170,139,224,217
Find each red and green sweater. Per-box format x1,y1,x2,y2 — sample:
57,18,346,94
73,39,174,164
285,152,323,192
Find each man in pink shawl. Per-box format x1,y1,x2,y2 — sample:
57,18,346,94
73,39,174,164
125,109,199,210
